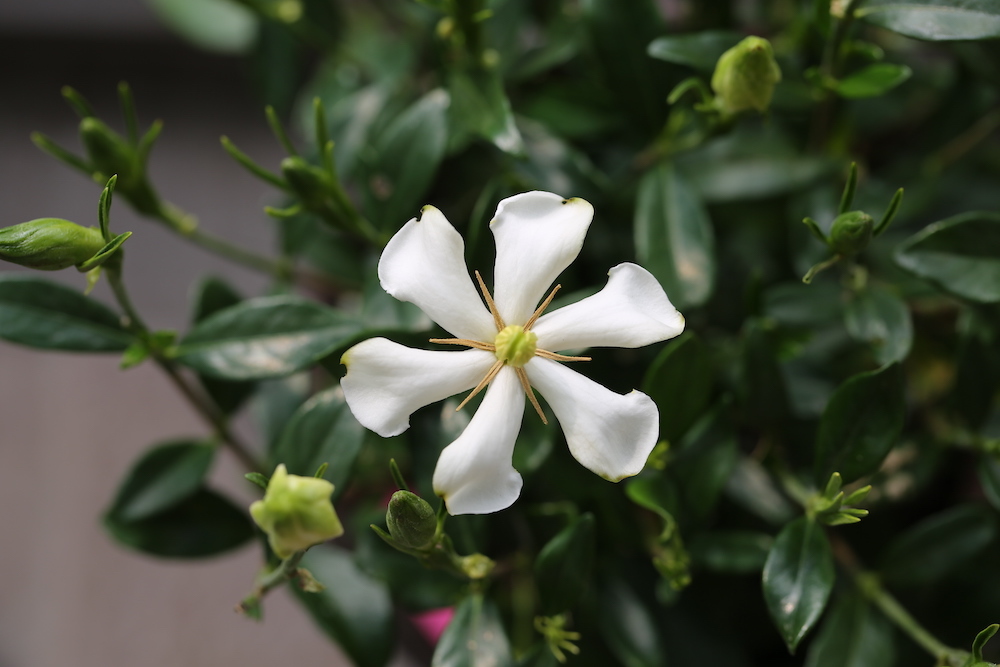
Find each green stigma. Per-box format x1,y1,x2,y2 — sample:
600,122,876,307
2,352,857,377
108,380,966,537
494,325,537,367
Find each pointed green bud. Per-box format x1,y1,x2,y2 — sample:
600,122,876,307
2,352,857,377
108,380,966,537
0,218,105,270
386,490,438,550
711,36,782,115
281,156,331,209
828,211,874,256
79,117,134,180
249,464,343,559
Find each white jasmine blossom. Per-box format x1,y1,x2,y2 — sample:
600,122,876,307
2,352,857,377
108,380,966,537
341,191,684,515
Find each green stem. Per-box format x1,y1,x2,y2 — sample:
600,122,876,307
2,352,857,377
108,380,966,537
809,0,863,151
153,203,344,296
237,551,307,616
105,265,262,473
830,534,970,666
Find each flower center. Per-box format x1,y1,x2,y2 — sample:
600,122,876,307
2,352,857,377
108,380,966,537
494,325,537,368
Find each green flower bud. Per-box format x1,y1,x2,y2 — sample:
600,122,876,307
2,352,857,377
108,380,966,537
281,156,331,209
79,117,135,180
249,464,344,559
828,211,874,256
386,490,438,550
0,218,105,271
711,36,782,115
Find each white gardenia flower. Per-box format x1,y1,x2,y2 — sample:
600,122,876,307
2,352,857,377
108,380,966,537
340,191,685,515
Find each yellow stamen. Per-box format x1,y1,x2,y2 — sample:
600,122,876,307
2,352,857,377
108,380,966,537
455,359,504,412
475,270,505,331
516,367,547,424
429,338,496,352
535,349,591,362
523,284,561,331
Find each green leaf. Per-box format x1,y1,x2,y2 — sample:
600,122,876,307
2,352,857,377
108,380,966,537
726,456,797,525
367,89,450,232
671,409,739,520
597,576,666,667
145,0,257,54
857,0,1000,41
433,594,514,667
296,546,395,667
191,276,256,414
106,440,215,521
880,504,997,586
635,162,716,310
535,514,596,615
763,281,844,328
642,332,714,443
104,488,253,558
844,284,913,364
647,30,743,71
688,530,773,574
0,275,132,351
448,67,523,155
814,363,905,485
895,212,1000,303
953,318,1000,430
835,63,912,99
270,385,365,500
762,517,835,653
174,295,361,380
804,593,895,667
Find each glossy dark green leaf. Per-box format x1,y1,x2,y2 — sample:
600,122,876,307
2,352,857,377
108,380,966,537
642,332,714,443
835,63,912,99
191,276,256,414
647,31,743,71
635,163,716,310
626,474,679,520
857,0,1000,41
0,275,132,351
296,546,395,667
844,285,913,364
689,530,773,574
270,385,365,500
978,457,1000,512
672,410,738,520
104,488,253,558
367,89,449,232
895,212,1000,303
597,576,666,667
726,457,796,525
433,594,514,667
762,517,834,653
174,296,360,380
804,593,894,667
535,513,596,615
106,440,215,521
448,67,523,155
880,504,997,586
814,363,904,485
763,281,844,328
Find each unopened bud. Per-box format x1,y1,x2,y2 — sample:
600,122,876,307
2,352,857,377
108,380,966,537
281,156,330,209
0,218,105,270
249,464,344,559
386,490,438,550
711,36,782,115
829,211,874,256
79,117,134,181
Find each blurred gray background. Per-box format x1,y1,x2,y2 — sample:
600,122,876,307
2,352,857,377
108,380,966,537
0,2,405,665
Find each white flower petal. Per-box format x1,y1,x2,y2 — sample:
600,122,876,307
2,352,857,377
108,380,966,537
526,357,658,482
341,338,495,438
491,192,594,326
378,205,496,341
433,367,525,515
532,263,685,352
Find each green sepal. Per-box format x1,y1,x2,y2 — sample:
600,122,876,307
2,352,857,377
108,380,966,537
77,231,131,271
972,624,999,663
245,472,270,490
